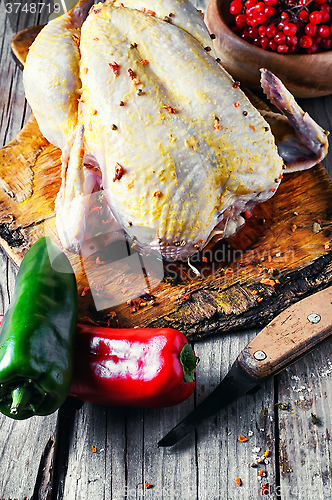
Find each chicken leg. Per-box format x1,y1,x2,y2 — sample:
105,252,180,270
23,0,94,149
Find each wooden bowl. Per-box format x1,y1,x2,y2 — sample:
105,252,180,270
204,0,332,98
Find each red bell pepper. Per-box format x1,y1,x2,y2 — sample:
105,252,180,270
69,324,199,407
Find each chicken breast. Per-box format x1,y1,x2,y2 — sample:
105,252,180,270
78,3,284,260
22,0,328,261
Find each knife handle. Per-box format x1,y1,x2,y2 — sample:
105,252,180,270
238,286,332,381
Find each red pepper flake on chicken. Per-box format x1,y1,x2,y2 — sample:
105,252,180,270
109,62,120,76
113,162,125,182
23,0,329,260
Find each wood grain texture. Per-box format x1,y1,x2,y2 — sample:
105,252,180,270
277,345,332,499
0,4,59,500
0,412,58,499
60,399,198,499
194,331,277,500
0,250,11,314
275,95,332,500
1,1,332,499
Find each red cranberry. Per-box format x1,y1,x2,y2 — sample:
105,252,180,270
286,35,298,45
235,14,248,29
298,10,309,22
309,10,323,24
255,2,266,13
283,23,297,36
241,29,252,41
305,23,318,36
230,0,243,15
320,34,332,49
318,24,330,37
277,43,289,52
274,31,287,44
260,36,270,48
258,25,267,36
251,13,268,26
269,39,278,50
306,42,320,53
264,6,276,15
321,11,330,22
248,26,259,37
266,24,278,38
245,0,257,9
300,34,314,47
280,11,290,20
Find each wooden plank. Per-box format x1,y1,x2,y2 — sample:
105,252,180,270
141,403,197,499
0,5,60,500
60,397,198,499
277,345,332,499
275,94,332,500
0,1,46,148
0,249,11,314
194,332,277,499
0,412,58,499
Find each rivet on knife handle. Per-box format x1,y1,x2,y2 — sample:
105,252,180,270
239,286,332,382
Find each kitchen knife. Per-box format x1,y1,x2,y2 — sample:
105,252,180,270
158,285,332,447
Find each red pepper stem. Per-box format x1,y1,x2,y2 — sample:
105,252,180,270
179,344,199,383
10,385,31,415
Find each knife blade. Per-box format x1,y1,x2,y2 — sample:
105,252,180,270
158,285,332,447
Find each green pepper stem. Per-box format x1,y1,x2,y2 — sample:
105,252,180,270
10,386,31,415
179,344,199,383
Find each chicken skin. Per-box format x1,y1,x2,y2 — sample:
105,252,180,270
23,0,328,260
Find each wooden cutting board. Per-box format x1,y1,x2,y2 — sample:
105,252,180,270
1,26,332,340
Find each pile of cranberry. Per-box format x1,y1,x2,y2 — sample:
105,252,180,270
229,0,332,53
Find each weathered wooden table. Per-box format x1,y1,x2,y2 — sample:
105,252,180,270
1,2,332,499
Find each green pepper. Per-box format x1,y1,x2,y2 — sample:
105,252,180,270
0,236,78,419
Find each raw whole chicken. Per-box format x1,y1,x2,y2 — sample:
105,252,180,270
23,0,329,261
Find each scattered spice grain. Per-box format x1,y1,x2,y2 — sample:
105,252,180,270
311,412,318,424
238,435,248,442
109,62,120,76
